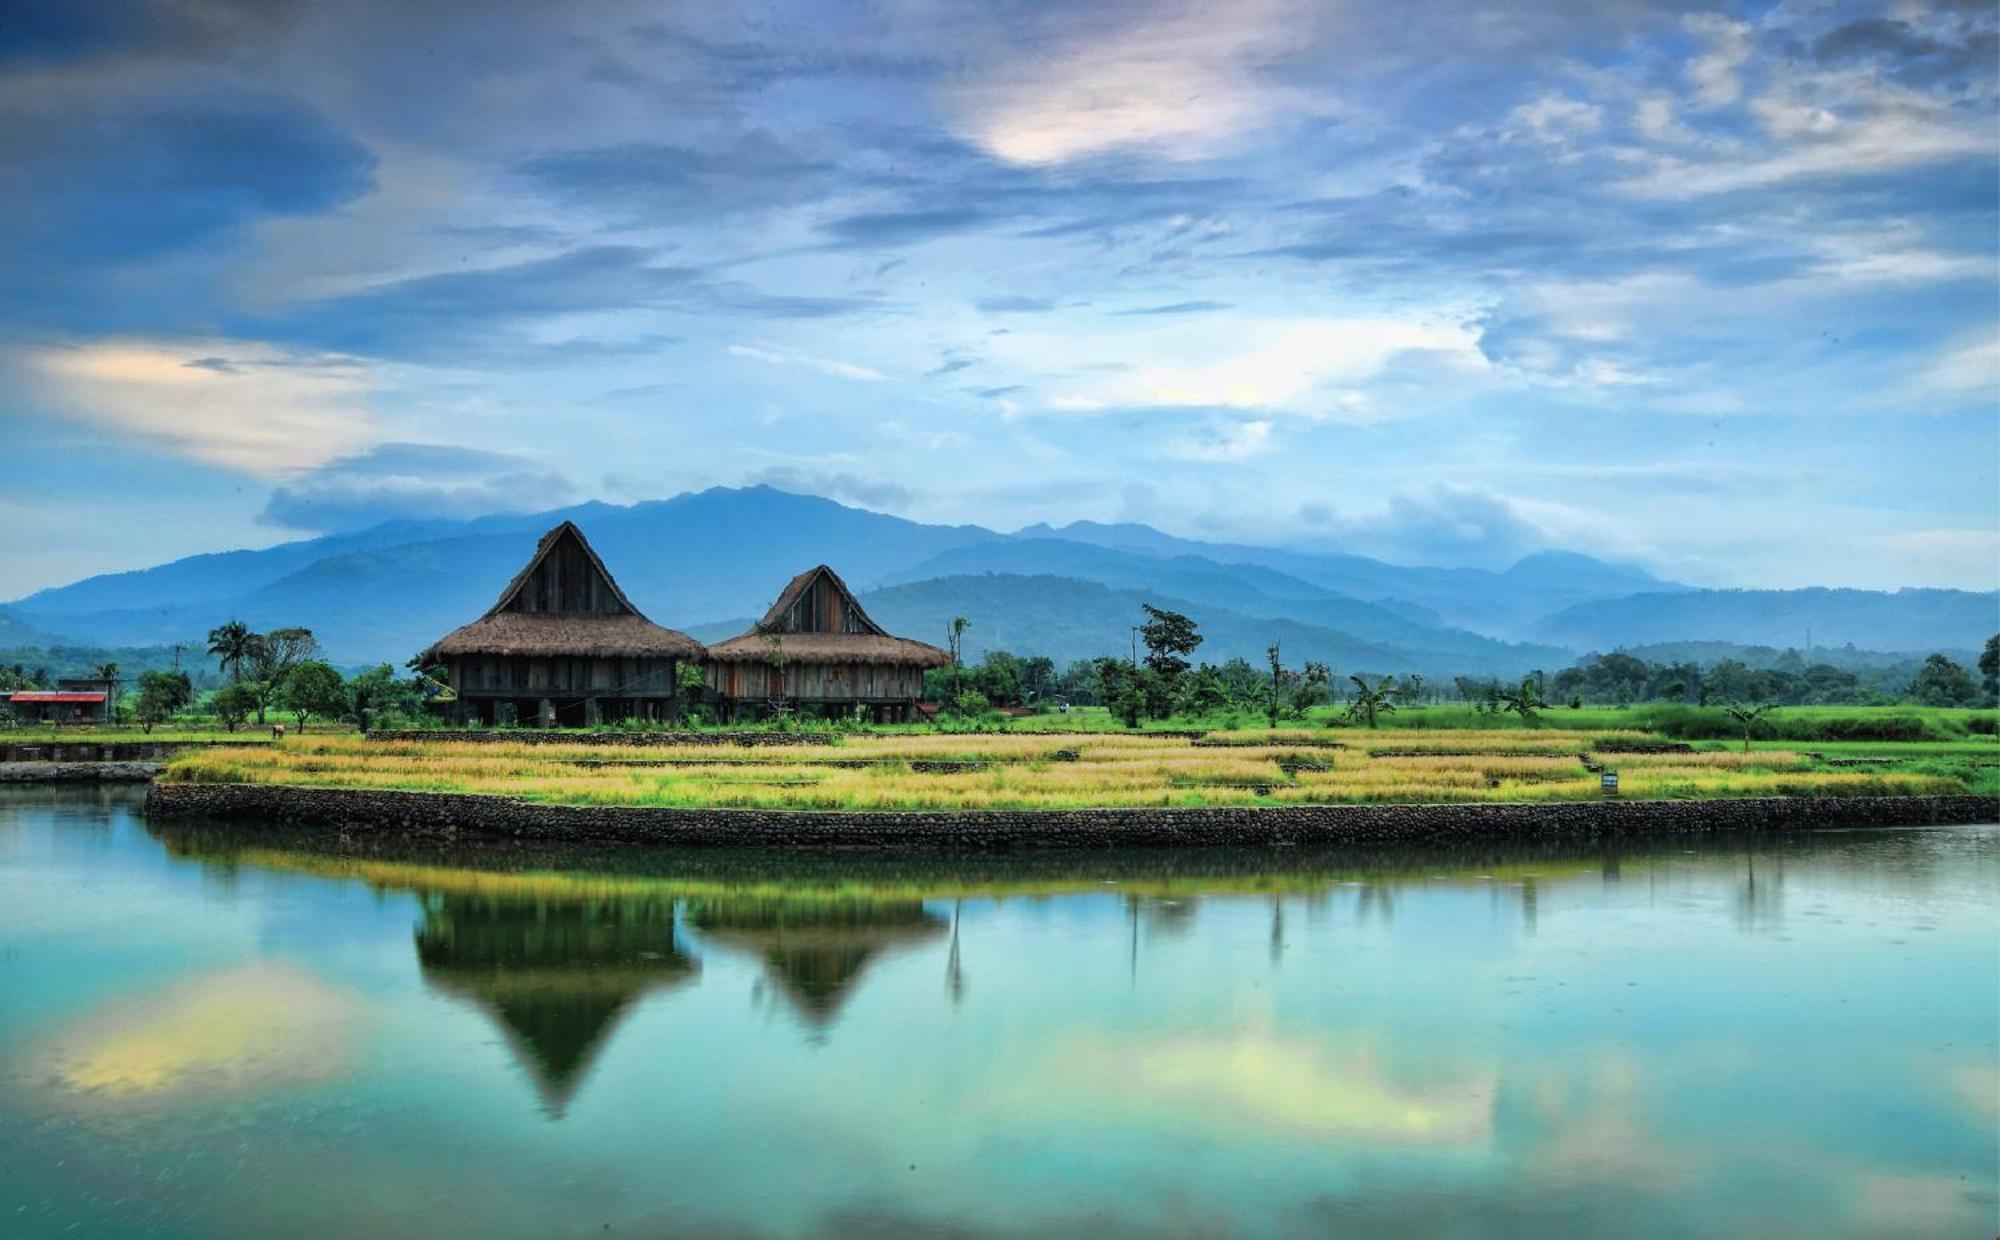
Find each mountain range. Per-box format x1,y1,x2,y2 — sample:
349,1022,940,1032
4,486,1993,674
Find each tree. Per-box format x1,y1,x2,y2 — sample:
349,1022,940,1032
211,683,257,732
1265,644,1283,728
1499,676,1548,727
91,661,122,719
1395,673,1425,706
1981,634,2000,706
133,670,192,733
1909,653,1977,707
1346,675,1398,729
1293,661,1332,715
946,617,969,704
207,620,257,683
350,664,427,733
1723,702,1776,753
280,661,347,729
1138,604,1202,695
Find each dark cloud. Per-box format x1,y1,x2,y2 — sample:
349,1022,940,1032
258,246,865,359
514,133,838,219
0,86,374,268
976,296,1056,313
1110,300,1233,316
259,443,579,532
974,385,1025,399
820,208,997,248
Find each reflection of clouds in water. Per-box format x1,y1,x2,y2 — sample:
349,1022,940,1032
1511,1048,1707,1189
1012,1031,1494,1144
44,962,357,1099
1944,1062,1998,1124
1850,1171,1988,1236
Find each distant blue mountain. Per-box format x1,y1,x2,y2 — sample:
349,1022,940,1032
5,485,1983,669
1532,588,2000,653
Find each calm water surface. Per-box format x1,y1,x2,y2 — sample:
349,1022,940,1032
1,787,1994,1238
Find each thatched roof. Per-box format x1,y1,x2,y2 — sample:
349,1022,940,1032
705,564,950,667
427,522,703,660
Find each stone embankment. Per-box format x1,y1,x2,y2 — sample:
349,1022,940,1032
146,782,2000,850
3,761,163,783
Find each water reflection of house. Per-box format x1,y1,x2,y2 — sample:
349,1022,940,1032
415,893,698,1114
686,897,947,1029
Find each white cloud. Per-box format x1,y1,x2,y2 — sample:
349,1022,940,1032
1012,316,1485,415
727,343,884,381
1919,335,2000,394
1684,14,1753,110
948,0,1309,165
1505,93,1603,148
18,339,376,476
1634,95,1696,145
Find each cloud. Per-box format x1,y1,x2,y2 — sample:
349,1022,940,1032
741,467,917,511
1918,334,2000,393
977,296,1057,314
264,247,865,359
19,339,375,476
0,84,375,271
1108,317,1484,413
1684,15,1753,110
727,343,884,381
1164,417,1273,462
1297,484,1588,568
947,0,1308,165
258,442,580,532
820,207,996,249
1110,300,1233,316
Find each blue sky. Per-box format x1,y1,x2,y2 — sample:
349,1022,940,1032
0,0,1994,597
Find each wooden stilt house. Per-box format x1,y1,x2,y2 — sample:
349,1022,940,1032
704,565,949,721
424,522,704,727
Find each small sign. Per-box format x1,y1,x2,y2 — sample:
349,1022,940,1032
1601,771,1619,795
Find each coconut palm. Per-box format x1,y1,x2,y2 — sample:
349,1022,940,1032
91,661,120,718
206,620,257,683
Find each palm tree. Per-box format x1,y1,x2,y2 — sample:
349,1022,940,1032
207,620,257,683
1346,675,1398,729
91,661,120,719
1724,702,1775,753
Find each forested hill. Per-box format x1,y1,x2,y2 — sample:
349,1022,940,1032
691,573,1591,679
2,486,1992,667
1532,588,2000,653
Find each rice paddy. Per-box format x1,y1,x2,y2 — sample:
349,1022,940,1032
160,727,1983,810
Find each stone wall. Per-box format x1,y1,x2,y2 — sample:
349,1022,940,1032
146,781,2000,850
0,740,268,763
365,730,834,747
3,761,163,784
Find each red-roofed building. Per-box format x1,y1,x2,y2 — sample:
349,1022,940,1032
4,679,113,724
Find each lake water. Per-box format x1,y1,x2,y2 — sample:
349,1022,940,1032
1,786,1994,1238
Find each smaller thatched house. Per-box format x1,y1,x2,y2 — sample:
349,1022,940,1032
705,565,949,721
424,521,704,727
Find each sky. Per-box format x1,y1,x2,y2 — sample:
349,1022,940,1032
0,0,1995,599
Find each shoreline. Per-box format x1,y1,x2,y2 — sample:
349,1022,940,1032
144,781,2000,850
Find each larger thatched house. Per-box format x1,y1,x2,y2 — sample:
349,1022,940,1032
424,522,703,727
704,565,949,721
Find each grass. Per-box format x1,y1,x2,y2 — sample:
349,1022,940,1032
161,726,1990,811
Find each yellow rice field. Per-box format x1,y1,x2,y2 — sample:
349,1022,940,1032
160,730,1970,810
